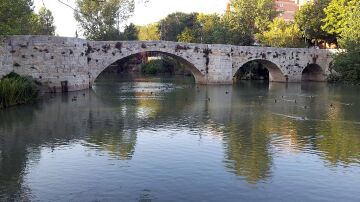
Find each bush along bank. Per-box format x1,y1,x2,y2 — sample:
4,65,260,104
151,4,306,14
0,72,39,109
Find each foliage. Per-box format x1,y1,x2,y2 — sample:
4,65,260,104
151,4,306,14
255,0,279,33
256,18,306,48
30,7,56,35
214,0,278,45
0,0,34,35
122,23,138,40
141,57,183,75
177,28,197,43
74,0,135,40
158,12,198,41
322,0,350,36
0,72,39,109
220,12,254,45
295,0,336,44
137,23,160,40
142,59,163,74
195,13,223,44
332,1,360,84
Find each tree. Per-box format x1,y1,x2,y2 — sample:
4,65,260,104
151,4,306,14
177,27,197,43
322,0,349,37
159,12,198,41
74,0,135,40
31,7,56,35
331,1,360,84
228,0,278,45
256,18,305,48
137,23,160,40
295,0,336,44
122,23,138,40
255,0,278,33
0,0,34,36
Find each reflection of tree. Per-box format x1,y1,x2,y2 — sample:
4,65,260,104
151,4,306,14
223,108,273,184
86,130,137,160
0,104,42,201
316,104,360,165
224,130,272,184
0,146,33,201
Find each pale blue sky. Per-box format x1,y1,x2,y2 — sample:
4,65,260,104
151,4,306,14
34,0,229,37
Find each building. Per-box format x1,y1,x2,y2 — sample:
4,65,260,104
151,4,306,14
275,0,313,21
225,0,313,21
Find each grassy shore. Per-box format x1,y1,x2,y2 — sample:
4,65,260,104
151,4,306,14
0,72,39,109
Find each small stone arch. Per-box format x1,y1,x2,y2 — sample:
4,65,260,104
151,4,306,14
301,64,326,81
233,59,287,82
91,50,206,84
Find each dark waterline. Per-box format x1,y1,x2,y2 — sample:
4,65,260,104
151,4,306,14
1,75,360,201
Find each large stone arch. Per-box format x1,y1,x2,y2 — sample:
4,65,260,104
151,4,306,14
87,41,207,85
301,63,326,81
233,59,287,82
91,50,205,84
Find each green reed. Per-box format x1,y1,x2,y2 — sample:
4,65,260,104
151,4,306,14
0,72,39,109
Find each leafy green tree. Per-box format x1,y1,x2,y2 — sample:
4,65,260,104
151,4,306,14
0,0,34,36
332,1,360,84
255,0,278,33
74,0,134,40
228,0,278,45
177,27,197,43
137,23,160,40
195,14,223,44
322,0,350,36
256,18,305,48
122,23,138,40
159,12,198,41
31,7,56,35
295,0,336,44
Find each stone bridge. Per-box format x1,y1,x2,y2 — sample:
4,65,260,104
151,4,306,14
0,36,335,92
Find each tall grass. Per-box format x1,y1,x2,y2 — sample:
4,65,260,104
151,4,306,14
0,72,39,109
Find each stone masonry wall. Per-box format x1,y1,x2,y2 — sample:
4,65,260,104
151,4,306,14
0,41,13,78
0,36,335,92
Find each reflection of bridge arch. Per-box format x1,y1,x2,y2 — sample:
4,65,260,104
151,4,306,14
92,51,205,84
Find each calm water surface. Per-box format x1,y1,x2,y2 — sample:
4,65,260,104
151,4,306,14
1,75,360,201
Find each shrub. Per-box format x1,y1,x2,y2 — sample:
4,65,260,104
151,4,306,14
0,72,39,109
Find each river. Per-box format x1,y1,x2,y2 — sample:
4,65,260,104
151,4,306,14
1,74,360,201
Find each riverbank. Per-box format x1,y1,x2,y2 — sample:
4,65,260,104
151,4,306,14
0,72,39,109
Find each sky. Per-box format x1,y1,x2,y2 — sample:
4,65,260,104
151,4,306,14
33,0,229,37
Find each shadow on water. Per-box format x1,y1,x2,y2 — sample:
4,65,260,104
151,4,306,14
0,76,360,200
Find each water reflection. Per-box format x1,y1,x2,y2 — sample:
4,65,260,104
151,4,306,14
0,77,360,201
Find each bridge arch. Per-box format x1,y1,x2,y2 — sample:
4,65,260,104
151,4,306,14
301,63,326,81
233,59,287,82
89,46,206,85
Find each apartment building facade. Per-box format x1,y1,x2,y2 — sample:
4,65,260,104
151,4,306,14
275,0,312,21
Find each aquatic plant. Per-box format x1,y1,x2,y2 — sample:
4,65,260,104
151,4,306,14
0,72,39,109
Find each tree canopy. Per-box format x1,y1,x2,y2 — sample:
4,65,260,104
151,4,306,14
295,0,336,44
0,0,34,35
74,0,135,40
137,23,160,41
31,7,56,35
256,18,305,48
0,0,56,37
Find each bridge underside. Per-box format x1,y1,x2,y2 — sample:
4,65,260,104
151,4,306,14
0,36,334,92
